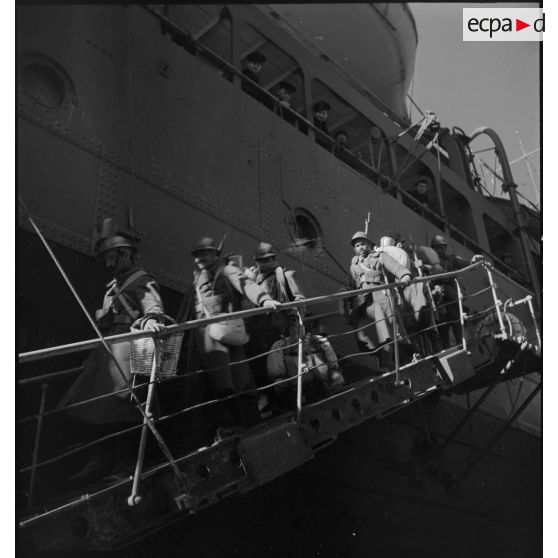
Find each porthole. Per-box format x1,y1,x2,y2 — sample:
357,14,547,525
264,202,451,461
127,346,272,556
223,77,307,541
286,208,323,252
19,53,76,110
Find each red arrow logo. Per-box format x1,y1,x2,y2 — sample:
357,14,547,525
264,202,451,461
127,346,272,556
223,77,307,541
516,19,530,31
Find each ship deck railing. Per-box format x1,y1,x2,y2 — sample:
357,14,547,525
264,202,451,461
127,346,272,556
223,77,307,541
18,261,540,517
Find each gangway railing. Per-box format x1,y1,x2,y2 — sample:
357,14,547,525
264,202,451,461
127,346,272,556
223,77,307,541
18,261,540,519
20,261,513,364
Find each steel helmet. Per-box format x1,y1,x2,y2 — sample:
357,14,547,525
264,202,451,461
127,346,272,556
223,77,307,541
254,242,276,260
431,235,448,248
97,234,137,255
351,231,372,246
191,237,219,256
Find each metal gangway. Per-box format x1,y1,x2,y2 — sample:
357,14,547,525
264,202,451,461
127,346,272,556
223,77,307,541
17,261,541,549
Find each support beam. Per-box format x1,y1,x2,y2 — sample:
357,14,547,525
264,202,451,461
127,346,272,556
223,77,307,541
264,65,300,89
192,16,221,40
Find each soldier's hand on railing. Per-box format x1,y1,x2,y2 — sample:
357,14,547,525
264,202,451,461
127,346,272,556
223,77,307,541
431,285,444,302
471,254,484,264
262,299,282,311
143,319,166,332
400,275,412,286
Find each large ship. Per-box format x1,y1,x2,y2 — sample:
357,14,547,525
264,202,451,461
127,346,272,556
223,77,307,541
17,4,541,553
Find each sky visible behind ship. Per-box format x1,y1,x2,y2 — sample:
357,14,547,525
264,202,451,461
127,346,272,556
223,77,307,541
411,2,540,207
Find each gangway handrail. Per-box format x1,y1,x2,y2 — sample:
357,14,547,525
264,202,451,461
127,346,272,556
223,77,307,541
19,262,489,364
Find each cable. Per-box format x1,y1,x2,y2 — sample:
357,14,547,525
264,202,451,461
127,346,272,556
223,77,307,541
18,197,188,489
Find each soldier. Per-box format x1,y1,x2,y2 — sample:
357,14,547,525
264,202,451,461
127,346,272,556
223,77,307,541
313,101,332,149
313,101,331,135
190,237,281,436
241,51,268,105
244,242,305,386
274,81,298,125
60,232,166,484
348,232,412,371
380,235,443,353
334,130,349,150
267,326,345,409
427,235,483,348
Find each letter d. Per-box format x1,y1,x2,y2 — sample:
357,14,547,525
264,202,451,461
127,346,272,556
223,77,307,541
534,13,545,32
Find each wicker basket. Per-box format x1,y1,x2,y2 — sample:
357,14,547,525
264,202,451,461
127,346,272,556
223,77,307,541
129,317,184,378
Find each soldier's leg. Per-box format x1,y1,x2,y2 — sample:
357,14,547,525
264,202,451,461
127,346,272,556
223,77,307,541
229,346,260,426
368,295,396,370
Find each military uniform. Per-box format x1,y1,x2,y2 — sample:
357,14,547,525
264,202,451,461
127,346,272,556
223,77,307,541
60,267,164,424
241,52,270,107
245,257,305,385
349,249,411,353
193,258,273,425
313,101,331,148
267,333,344,400
431,253,468,348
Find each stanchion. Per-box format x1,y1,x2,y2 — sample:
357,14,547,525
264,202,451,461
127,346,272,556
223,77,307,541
295,309,305,425
128,339,161,507
455,279,467,351
27,383,48,509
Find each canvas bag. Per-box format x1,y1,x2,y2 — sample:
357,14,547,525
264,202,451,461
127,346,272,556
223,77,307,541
195,268,250,346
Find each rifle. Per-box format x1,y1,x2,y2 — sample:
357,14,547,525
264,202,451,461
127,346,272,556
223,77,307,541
217,233,228,254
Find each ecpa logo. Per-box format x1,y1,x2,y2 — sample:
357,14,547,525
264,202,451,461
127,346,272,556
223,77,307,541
463,8,544,41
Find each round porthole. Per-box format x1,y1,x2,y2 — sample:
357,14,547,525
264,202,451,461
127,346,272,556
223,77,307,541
19,53,76,110
287,208,323,251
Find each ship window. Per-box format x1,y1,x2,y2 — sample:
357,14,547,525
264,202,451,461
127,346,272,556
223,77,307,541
441,181,478,243
197,8,232,63
238,24,306,130
19,54,76,109
287,208,323,251
311,79,391,181
395,146,444,228
164,5,232,75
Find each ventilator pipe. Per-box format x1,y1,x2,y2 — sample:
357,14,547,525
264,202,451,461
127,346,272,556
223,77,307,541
469,127,540,309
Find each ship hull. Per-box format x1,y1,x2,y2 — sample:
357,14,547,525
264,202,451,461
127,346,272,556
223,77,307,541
17,4,541,552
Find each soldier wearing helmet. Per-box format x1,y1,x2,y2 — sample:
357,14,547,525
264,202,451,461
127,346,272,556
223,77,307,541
243,242,306,402
188,236,281,435
348,231,412,371
427,235,483,348
60,228,165,485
